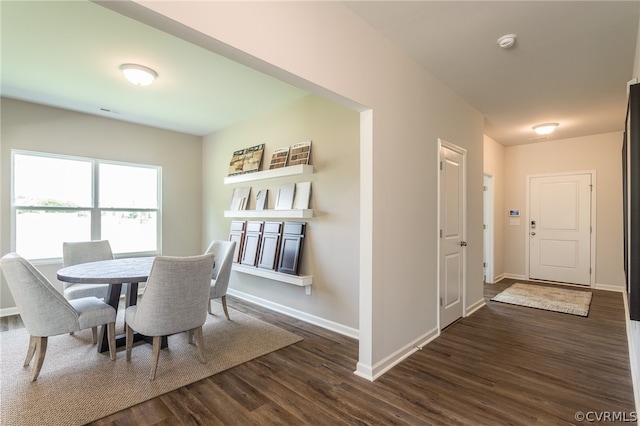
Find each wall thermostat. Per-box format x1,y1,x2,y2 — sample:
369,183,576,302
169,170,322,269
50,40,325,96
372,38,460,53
509,209,520,217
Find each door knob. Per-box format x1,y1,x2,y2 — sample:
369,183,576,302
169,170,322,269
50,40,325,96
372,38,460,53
459,241,468,246
530,232,536,236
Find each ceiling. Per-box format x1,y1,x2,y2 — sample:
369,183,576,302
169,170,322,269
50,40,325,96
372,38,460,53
345,1,639,146
0,1,309,137
2,1,639,146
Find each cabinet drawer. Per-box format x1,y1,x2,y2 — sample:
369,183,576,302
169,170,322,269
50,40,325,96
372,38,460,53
263,221,283,234
246,221,264,233
282,222,305,236
230,220,246,232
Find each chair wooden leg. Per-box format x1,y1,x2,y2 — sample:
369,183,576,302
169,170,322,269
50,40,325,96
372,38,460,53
31,336,47,382
150,336,162,380
107,322,116,361
188,329,194,345
24,335,37,367
207,299,213,315
221,295,230,320
91,326,98,344
193,326,206,363
125,325,134,361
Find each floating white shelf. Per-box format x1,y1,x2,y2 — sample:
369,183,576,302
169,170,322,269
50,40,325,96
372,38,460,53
224,209,313,219
232,264,313,286
224,164,313,185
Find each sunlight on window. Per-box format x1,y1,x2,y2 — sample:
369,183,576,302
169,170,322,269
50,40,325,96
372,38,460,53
14,154,91,207
16,210,91,259
99,164,158,208
12,151,161,260
101,211,157,254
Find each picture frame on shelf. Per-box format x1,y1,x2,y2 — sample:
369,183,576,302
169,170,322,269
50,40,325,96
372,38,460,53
268,147,290,169
242,144,264,174
275,183,296,210
229,187,251,211
227,143,265,176
289,140,311,166
292,182,311,210
255,189,268,210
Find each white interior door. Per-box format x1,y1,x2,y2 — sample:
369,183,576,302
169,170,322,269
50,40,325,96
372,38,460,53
439,141,466,329
529,173,592,285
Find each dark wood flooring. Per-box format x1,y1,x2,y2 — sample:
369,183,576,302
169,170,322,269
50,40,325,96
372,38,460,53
2,279,636,425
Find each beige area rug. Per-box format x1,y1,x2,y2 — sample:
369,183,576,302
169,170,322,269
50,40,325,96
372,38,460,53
491,283,593,317
0,303,302,426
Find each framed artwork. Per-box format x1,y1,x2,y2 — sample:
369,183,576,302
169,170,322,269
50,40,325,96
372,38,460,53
227,144,265,176
268,147,290,169
289,140,311,166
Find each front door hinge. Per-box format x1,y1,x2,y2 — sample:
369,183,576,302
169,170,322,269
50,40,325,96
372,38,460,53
440,297,443,307
440,229,443,238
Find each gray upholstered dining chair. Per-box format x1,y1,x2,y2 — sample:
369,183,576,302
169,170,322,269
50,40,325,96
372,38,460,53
62,240,115,300
204,240,236,320
0,253,117,381
125,253,215,380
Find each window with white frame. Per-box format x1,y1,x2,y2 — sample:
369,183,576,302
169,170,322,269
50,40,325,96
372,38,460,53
12,151,161,260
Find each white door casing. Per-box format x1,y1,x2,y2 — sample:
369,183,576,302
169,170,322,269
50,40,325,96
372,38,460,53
438,139,466,330
483,174,494,284
528,173,593,286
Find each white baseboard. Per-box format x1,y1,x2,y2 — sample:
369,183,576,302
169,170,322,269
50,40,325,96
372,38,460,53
492,273,506,283
354,326,440,381
466,298,486,316
502,273,527,281
594,283,626,293
227,288,359,340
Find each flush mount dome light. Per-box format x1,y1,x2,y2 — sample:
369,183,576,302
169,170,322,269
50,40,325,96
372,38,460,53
119,64,157,86
497,34,517,49
532,123,559,135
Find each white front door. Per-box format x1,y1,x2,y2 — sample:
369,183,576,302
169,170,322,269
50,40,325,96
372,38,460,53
529,173,592,285
439,140,466,329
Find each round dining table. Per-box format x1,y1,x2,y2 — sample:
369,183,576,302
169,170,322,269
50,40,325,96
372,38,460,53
57,256,166,353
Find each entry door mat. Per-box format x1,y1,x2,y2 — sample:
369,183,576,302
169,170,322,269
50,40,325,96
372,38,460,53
491,283,593,317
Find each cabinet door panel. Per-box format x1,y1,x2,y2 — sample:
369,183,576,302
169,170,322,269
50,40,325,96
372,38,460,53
228,221,246,263
278,234,304,275
258,233,281,270
241,221,264,267
241,233,261,266
229,232,244,263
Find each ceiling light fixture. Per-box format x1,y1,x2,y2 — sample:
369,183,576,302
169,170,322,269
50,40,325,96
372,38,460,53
532,123,559,135
119,64,157,86
497,34,517,49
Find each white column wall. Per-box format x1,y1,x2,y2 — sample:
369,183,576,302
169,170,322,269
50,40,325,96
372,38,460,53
128,0,485,379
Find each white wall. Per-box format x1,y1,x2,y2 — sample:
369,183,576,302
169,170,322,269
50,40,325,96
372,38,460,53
483,135,505,282
203,94,361,333
503,132,625,290
127,1,485,378
0,98,203,311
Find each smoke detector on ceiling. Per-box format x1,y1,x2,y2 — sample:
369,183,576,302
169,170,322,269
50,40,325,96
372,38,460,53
497,34,517,49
